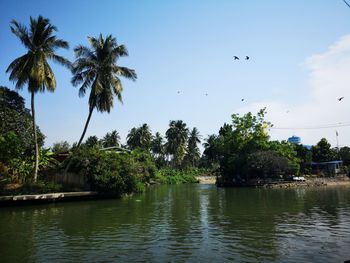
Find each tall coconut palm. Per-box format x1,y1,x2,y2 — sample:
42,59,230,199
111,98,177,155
165,120,189,167
186,127,201,167
151,132,166,167
6,16,70,181
102,130,120,148
126,123,153,150
203,134,219,166
151,132,164,157
65,34,136,172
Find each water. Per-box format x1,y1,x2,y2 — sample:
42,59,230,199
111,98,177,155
1,184,350,262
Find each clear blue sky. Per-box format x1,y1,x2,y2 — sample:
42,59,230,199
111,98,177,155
1,0,350,147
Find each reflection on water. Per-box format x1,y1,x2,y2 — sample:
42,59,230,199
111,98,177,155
1,185,350,262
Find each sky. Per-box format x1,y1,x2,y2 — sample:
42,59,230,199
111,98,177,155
1,0,350,148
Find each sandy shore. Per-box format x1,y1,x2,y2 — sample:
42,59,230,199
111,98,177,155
196,176,216,184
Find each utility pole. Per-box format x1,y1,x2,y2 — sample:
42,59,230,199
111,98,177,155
336,131,341,165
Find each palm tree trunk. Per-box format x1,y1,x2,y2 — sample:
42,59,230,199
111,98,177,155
76,107,94,148
31,92,39,182
64,107,94,174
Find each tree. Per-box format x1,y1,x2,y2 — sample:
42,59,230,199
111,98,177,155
151,132,164,156
0,86,45,151
102,130,120,148
212,109,272,182
6,16,70,181
339,146,350,166
84,136,101,148
246,150,292,179
185,127,201,167
52,141,70,154
202,134,219,168
151,132,166,167
126,124,153,150
66,34,137,172
293,144,312,174
312,138,337,162
165,120,189,167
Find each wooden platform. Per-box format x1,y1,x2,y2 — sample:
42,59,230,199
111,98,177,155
0,191,99,206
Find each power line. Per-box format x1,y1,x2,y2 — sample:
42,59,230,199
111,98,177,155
270,122,350,130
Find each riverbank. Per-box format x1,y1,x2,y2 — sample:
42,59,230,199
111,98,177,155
265,176,350,188
196,176,216,184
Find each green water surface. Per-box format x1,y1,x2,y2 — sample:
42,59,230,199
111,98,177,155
1,184,350,262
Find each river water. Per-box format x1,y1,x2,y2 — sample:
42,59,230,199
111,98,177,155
1,184,350,262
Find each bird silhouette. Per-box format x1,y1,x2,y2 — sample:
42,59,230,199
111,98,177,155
233,56,240,60
338,97,344,101
177,91,180,94
241,98,244,102
245,56,250,60
205,93,208,96
343,0,350,8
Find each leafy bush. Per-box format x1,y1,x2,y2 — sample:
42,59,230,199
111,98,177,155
68,148,156,196
155,168,199,184
246,150,299,179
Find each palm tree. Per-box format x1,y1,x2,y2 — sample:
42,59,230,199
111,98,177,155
151,132,164,157
165,120,189,167
102,130,120,148
84,135,101,148
6,16,70,181
203,134,219,167
151,132,166,167
126,123,153,150
186,127,201,167
65,34,136,172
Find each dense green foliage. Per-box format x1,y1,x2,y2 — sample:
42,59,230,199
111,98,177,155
102,130,120,148
311,138,337,162
202,109,301,184
127,124,153,150
52,141,70,154
0,88,56,183
166,120,189,167
68,148,156,196
339,146,350,166
0,86,45,150
184,127,201,167
155,168,200,184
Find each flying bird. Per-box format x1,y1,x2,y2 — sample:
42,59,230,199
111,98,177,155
177,91,180,94
338,97,344,101
343,0,350,8
245,56,250,60
233,56,240,60
205,93,208,96
241,98,244,102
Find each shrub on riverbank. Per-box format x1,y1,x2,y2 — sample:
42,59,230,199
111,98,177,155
68,148,156,196
155,168,200,184
0,181,62,196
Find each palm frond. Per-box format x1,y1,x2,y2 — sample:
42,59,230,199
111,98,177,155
43,61,56,92
113,66,137,81
10,20,32,50
114,44,129,57
49,54,72,69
